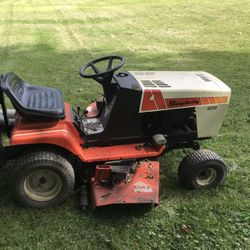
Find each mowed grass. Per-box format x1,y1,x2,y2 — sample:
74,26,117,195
0,0,250,249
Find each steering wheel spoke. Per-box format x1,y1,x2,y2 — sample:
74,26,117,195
107,58,113,70
90,63,100,74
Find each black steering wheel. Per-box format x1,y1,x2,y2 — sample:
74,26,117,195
79,55,125,85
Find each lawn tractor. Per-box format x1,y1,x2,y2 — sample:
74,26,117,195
0,56,231,209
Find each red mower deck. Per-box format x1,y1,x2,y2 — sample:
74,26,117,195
91,161,159,208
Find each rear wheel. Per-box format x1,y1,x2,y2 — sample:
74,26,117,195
10,151,75,208
178,149,227,189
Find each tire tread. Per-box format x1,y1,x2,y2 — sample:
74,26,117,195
10,151,75,208
178,149,227,189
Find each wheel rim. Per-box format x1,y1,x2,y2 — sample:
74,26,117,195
23,169,62,202
196,168,217,186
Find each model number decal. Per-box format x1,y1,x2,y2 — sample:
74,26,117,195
207,106,218,111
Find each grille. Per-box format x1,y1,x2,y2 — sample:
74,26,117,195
141,80,171,88
196,73,211,82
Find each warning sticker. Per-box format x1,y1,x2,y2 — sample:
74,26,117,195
134,181,153,193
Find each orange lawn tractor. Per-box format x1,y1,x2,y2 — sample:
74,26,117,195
0,56,230,209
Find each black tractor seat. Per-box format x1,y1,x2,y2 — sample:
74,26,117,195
1,73,65,119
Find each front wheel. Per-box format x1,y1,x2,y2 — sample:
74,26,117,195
10,151,75,208
178,150,227,189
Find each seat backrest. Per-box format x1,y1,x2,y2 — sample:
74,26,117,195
1,73,27,111
1,73,65,119
1,73,25,102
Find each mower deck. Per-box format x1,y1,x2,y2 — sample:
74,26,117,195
90,161,159,208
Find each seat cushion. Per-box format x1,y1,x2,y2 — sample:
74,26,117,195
1,73,65,119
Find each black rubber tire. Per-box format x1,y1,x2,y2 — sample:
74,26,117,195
178,149,227,189
10,151,75,208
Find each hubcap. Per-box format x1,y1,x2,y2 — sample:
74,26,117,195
23,169,62,202
196,168,217,186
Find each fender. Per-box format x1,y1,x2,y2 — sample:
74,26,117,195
10,103,85,160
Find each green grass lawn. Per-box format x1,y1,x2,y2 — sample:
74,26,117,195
0,0,250,249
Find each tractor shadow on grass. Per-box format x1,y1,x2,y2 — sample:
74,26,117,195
0,163,16,208
0,43,249,215
92,203,154,218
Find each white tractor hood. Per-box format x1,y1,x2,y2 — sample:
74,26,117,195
129,71,231,99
